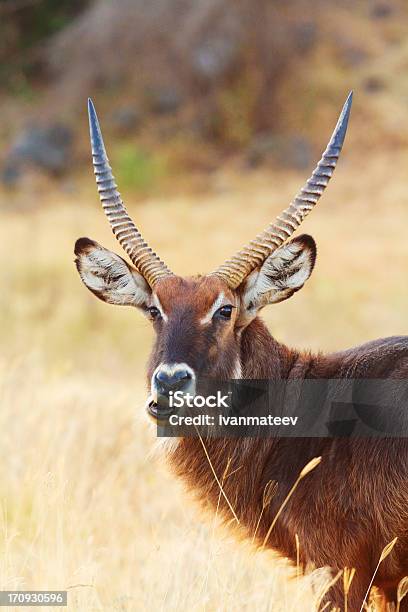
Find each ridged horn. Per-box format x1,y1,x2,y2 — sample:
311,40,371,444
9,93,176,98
88,98,173,287
212,92,353,289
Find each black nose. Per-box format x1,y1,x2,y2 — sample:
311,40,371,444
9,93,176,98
154,368,192,396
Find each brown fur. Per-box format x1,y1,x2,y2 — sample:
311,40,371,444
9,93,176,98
147,276,240,382
75,241,408,611
149,280,408,611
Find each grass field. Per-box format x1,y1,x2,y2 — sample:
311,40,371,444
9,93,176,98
1,148,408,610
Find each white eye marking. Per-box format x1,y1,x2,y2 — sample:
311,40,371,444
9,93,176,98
200,292,226,325
153,294,168,322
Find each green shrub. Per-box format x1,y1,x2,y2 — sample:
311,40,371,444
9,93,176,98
113,144,167,193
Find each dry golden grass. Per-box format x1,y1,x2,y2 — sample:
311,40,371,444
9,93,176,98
1,149,408,610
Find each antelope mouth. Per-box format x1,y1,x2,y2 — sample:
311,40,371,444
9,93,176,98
146,396,174,422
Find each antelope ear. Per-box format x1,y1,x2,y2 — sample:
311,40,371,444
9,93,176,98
240,235,316,313
74,237,151,307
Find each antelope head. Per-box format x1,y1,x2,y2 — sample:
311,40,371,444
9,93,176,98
75,95,352,419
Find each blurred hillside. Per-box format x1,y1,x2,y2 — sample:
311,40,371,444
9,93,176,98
1,0,408,194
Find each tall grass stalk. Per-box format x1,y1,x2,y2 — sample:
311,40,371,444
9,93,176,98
261,457,321,550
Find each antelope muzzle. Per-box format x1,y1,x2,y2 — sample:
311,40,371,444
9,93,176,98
148,363,196,420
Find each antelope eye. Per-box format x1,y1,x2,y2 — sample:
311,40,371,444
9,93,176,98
148,306,161,320
214,305,234,320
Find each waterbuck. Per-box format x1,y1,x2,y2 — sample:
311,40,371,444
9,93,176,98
74,94,408,610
